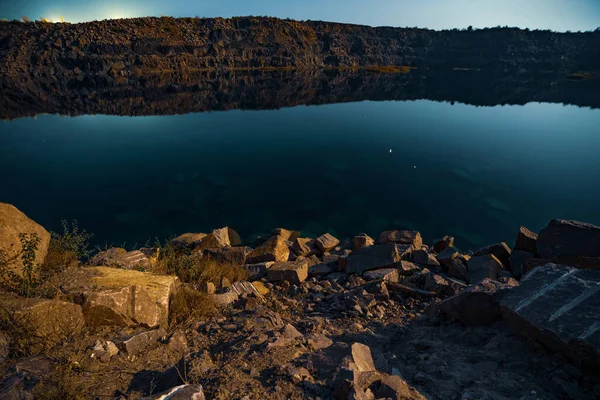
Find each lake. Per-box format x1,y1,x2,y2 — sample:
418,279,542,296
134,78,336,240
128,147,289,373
1,96,600,250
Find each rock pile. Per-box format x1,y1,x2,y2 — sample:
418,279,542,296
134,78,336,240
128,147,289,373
1,202,600,399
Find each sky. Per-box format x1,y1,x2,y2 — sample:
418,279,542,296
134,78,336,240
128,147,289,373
1,0,600,32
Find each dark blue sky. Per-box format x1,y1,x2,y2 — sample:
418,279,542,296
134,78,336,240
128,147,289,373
1,0,600,31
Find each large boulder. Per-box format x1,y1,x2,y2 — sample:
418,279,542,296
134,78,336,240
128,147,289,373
0,292,84,352
170,233,207,250
201,246,250,264
62,267,179,328
378,230,422,249
433,278,517,326
345,243,402,275
246,235,290,264
537,220,600,258
0,203,51,279
266,260,309,284
500,264,600,367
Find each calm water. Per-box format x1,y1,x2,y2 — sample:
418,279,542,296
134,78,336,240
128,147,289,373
1,100,600,250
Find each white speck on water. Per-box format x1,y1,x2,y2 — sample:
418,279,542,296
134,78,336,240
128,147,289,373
414,165,417,169
389,149,392,153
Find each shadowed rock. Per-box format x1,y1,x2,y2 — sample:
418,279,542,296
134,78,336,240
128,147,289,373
537,220,600,258
345,243,402,275
500,264,600,367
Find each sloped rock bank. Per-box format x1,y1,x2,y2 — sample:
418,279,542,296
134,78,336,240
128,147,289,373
1,203,600,399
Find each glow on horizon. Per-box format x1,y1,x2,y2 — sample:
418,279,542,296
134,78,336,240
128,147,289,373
2,0,600,31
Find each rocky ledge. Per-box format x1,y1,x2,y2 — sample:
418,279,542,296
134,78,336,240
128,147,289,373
1,201,600,399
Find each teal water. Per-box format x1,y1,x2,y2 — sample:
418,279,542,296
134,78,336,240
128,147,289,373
1,100,599,250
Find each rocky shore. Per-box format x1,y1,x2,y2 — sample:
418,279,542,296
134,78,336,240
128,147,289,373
1,202,600,399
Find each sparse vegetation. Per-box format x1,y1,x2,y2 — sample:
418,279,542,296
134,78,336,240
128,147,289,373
21,15,30,23
154,242,249,286
0,233,42,296
40,17,51,23
169,285,216,326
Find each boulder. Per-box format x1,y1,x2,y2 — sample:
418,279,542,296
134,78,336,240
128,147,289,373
523,256,600,275
266,260,309,284
186,227,241,252
468,254,505,284
246,235,290,264
251,281,270,296
447,258,469,282
424,273,466,296
170,233,207,250
76,267,178,328
500,264,600,367
473,242,512,269
201,246,250,264
141,384,205,400
306,333,333,350
397,260,420,275
309,262,337,278
291,238,317,257
115,328,167,355
89,248,151,270
378,230,422,249
353,234,375,251
515,226,538,253
346,243,402,275
433,278,517,326
0,203,51,280
231,280,265,301
315,233,340,253
436,247,460,270
0,292,84,352
241,261,274,281
510,250,536,280
433,236,454,253
272,228,301,242
412,249,441,267
363,268,399,283
373,374,428,400
91,340,119,363
538,220,600,258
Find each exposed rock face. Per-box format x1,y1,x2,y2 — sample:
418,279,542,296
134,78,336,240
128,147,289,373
77,267,179,328
89,248,152,270
537,220,600,258
412,249,441,267
0,292,84,351
241,261,274,281
0,203,51,279
291,238,317,257
510,250,536,280
363,268,400,283
246,235,290,264
378,230,423,249
266,260,309,284
345,243,402,275
500,264,600,367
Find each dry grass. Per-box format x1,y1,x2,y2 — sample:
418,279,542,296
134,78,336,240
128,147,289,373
169,285,217,326
154,243,249,286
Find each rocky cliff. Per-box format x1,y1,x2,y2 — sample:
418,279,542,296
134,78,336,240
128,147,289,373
1,16,600,80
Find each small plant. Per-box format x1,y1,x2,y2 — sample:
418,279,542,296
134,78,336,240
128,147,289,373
43,220,94,276
59,16,65,23
21,16,30,23
40,17,50,23
0,233,42,296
